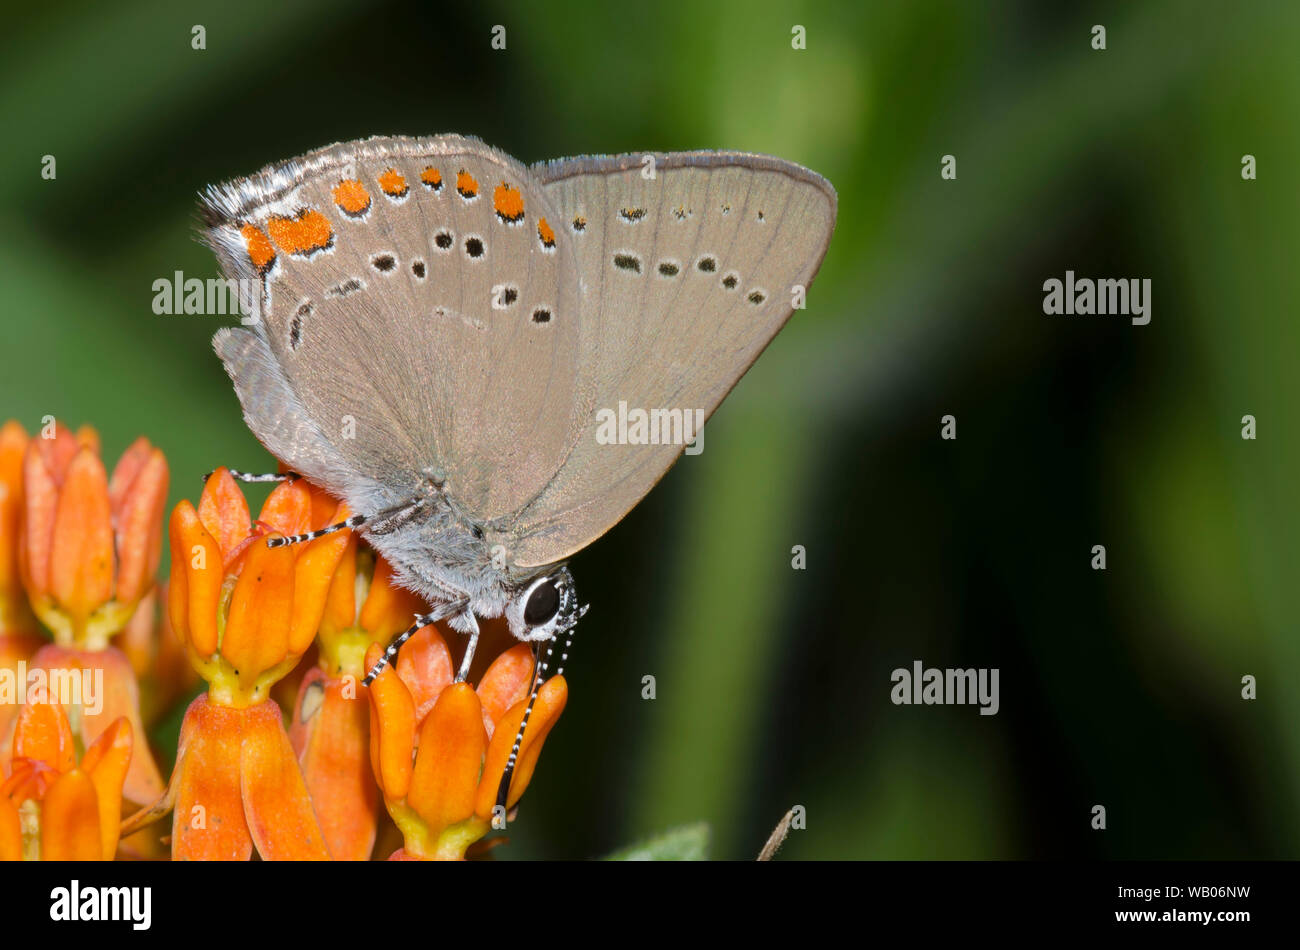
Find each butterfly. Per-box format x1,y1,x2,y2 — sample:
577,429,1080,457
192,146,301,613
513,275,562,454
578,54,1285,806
202,133,835,705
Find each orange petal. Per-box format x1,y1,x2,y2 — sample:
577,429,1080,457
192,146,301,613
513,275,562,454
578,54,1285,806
80,717,132,859
287,506,352,655
408,683,486,835
0,421,29,603
168,501,223,657
74,425,101,458
171,694,252,860
239,699,330,860
47,448,114,626
320,533,359,635
197,467,251,559
19,441,58,596
395,625,454,724
222,535,294,686
258,479,313,539
475,675,567,818
33,421,81,485
106,436,151,511
0,792,20,860
360,555,427,639
75,647,162,805
12,698,75,774
292,669,377,860
477,643,535,733
1,762,50,805
113,447,169,604
303,480,343,527
365,643,414,800
0,632,45,768
41,769,103,860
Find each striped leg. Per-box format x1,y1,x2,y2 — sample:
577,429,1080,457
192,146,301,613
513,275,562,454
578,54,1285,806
264,494,427,549
266,513,367,548
203,469,301,484
361,599,468,685
453,612,481,684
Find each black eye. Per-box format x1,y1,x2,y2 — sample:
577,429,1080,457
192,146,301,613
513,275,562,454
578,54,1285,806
524,580,561,626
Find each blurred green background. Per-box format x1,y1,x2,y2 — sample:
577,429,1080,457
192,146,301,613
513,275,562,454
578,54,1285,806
3,0,1298,859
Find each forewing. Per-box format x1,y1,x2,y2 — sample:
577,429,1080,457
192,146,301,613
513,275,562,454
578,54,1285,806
204,135,591,517
508,151,836,568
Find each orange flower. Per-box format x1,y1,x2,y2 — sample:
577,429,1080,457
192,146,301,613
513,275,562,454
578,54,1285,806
18,422,168,650
0,422,46,760
0,421,39,637
22,643,163,806
366,627,567,860
290,544,426,860
166,467,350,706
2,421,166,805
0,699,132,860
167,693,330,860
143,468,349,860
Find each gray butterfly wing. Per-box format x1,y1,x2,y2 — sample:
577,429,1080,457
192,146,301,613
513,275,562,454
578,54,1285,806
507,151,836,568
203,135,594,518
212,325,364,493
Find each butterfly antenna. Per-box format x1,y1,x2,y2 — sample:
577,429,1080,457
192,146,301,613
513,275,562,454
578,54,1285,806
493,607,585,817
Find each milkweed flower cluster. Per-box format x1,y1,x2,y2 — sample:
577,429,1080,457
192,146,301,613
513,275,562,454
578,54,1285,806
0,420,567,860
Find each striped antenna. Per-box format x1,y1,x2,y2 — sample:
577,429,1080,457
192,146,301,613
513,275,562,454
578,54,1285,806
494,607,585,814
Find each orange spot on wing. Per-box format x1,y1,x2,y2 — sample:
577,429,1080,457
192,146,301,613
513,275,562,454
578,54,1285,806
456,170,478,199
420,166,442,190
332,179,371,216
537,217,556,248
378,168,408,198
266,210,333,256
493,183,525,223
240,224,276,273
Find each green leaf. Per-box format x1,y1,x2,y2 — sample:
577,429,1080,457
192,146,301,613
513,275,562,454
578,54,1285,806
602,823,710,861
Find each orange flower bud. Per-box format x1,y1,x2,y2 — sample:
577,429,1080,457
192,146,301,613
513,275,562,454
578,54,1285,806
171,694,329,861
408,684,486,839
18,422,168,648
0,420,38,634
80,717,133,860
475,675,567,818
292,543,425,861
26,643,164,805
41,770,102,860
290,667,377,861
318,545,426,679
167,470,350,707
167,501,223,659
0,793,20,861
109,439,168,605
2,699,133,860
366,642,415,801
47,449,114,631
364,625,568,860
10,698,75,789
